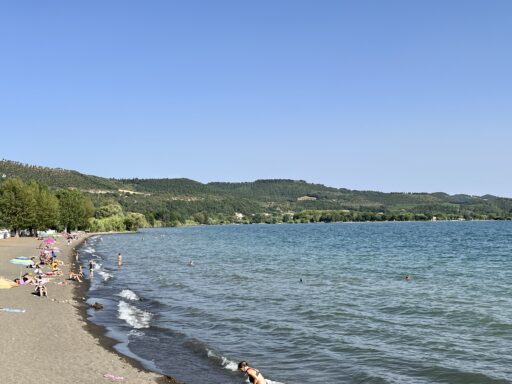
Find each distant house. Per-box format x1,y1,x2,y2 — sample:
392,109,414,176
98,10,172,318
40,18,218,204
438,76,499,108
297,195,317,201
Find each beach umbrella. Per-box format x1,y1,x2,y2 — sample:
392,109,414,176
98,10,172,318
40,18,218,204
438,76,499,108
9,257,33,266
43,238,56,244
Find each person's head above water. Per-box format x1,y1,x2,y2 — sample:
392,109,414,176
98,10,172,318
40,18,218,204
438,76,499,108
238,361,249,372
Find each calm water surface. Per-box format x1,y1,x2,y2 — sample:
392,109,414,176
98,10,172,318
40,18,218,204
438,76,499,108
81,221,512,384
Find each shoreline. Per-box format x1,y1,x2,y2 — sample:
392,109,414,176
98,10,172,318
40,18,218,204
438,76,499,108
0,232,181,384
72,233,182,384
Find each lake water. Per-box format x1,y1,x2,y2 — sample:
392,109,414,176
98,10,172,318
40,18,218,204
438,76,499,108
80,221,512,384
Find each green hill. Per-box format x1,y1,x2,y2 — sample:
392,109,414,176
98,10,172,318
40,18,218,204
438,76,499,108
0,159,122,191
1,159,511,225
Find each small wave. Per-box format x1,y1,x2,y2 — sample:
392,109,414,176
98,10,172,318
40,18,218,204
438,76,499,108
118,301,152,329
98,270,113,281
83,247,96,254
206,349,238,372
221,357,238,372
118,289,140,301
128,329,145,337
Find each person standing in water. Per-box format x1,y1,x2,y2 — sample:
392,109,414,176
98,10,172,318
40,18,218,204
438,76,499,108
88,259,94,277
117,252,123,267
238,361,267,384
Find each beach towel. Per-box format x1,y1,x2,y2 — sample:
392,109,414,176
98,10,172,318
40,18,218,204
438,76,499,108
0,308,26,313
103,373,125,381
0,277,17,289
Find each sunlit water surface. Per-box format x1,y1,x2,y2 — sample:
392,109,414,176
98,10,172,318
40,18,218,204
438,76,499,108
81,221,512,384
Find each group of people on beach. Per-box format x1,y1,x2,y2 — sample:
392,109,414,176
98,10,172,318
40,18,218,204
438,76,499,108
13,233,269,383
13,232,86,297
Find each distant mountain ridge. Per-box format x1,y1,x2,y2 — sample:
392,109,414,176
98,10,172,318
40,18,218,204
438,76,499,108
1,159,511,223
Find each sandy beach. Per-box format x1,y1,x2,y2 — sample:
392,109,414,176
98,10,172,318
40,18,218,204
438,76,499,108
0,234,178,384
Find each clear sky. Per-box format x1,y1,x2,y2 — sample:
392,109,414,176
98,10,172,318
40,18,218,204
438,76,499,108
1,1,511,197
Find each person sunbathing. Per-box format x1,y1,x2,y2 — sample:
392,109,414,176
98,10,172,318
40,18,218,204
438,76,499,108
45,270,63,276
69,272,83,283
14,273,35,285
22,273,37,284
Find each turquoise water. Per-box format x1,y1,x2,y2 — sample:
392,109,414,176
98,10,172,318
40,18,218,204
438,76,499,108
82,221,512,384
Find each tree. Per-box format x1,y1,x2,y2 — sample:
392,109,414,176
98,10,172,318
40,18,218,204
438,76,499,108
0,178,36,235
95,203,124,219
30,181,60,230
124,212,148,231
57,189,93,231
192,212,208,224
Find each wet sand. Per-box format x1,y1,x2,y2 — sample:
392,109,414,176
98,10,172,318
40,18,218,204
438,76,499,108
0,235,180,384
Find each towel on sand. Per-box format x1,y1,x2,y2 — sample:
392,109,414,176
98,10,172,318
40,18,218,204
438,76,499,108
103,373,125,381
0,277,17,289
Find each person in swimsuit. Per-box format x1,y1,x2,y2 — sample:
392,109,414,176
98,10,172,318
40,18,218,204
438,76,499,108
89,259,95,277
238,361,267,384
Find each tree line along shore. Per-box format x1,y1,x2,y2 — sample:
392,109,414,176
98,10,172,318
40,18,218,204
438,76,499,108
1,159,511,234
1,176,511,237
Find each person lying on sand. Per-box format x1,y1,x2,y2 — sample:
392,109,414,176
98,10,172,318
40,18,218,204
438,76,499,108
23,273,37,284
69,272,83,283
15,273,37,285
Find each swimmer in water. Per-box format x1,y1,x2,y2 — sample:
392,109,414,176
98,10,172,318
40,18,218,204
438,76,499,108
238,361,267,384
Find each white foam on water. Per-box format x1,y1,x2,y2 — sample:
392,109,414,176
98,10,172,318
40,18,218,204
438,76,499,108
118,301,152,329
118,289,140,301
83,247,96,254
128,329,145,337
98,270,113,281
220,356,238,372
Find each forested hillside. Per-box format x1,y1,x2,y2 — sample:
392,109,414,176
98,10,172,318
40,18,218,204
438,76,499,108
1,159,511,228
0,160,122,191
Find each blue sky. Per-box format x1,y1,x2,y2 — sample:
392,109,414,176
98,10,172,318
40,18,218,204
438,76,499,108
1,1,511,197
